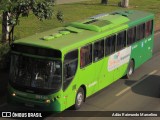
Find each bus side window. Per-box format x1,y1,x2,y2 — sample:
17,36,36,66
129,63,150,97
93,39,104,62
136,23,145,41
127,27,136,46
80,44,92,68
116,31,126,51
63,50,78,90
146,20,153,37
105,35,116,56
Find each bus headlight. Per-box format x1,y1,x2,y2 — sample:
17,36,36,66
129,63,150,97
45,99,51,104
12,93,16,97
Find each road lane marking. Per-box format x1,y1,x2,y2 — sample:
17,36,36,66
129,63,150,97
116,70,158,97
0,103,7,107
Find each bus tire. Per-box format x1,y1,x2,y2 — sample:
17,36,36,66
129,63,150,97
74,87,84,110
126,60,134,79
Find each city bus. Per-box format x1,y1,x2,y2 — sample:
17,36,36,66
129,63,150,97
8,10,154,112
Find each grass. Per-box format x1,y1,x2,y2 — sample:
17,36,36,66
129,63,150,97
0,0,160,39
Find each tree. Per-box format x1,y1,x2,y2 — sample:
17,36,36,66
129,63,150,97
119,0,129,8
0,0,63,44
101,0,108,4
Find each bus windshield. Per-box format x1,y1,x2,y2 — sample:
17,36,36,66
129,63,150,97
10,54,62,90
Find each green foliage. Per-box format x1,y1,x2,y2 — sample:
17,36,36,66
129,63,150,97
0,0,58,26
0,0,60,69
0,0,62,44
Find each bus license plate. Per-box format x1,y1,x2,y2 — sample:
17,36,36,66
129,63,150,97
25,103,34,108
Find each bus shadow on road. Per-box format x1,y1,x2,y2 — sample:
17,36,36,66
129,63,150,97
125,75,160,98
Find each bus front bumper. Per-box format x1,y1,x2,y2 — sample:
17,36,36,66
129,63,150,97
7,90,63,112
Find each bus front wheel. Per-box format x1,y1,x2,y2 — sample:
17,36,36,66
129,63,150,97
126,60,134,78
74,87,84,110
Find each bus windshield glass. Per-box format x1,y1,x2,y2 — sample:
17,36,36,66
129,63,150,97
10,54,62,90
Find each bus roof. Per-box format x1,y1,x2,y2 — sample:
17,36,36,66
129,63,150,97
14,10,154,54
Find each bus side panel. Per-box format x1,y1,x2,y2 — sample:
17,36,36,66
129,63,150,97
130,41,144,69
131,36,153,69
90,59,106,93
78,64,98,97
108,47,131,81
96,58,128,92
113,63,128,81
94,57,114,92
97,47,131,92
142,35,154,63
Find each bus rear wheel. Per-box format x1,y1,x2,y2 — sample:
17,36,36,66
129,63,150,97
126,60,134,79
74,87,84,110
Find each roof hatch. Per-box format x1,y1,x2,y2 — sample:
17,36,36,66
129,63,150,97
67,13,130,32
42,31,70,41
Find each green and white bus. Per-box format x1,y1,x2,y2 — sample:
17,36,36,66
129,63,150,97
8,10,154,111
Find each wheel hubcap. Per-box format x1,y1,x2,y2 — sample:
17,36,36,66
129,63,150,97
128,67,133,75
77,92,83,106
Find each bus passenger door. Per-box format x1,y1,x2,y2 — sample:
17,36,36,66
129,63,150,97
63,50,79,109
